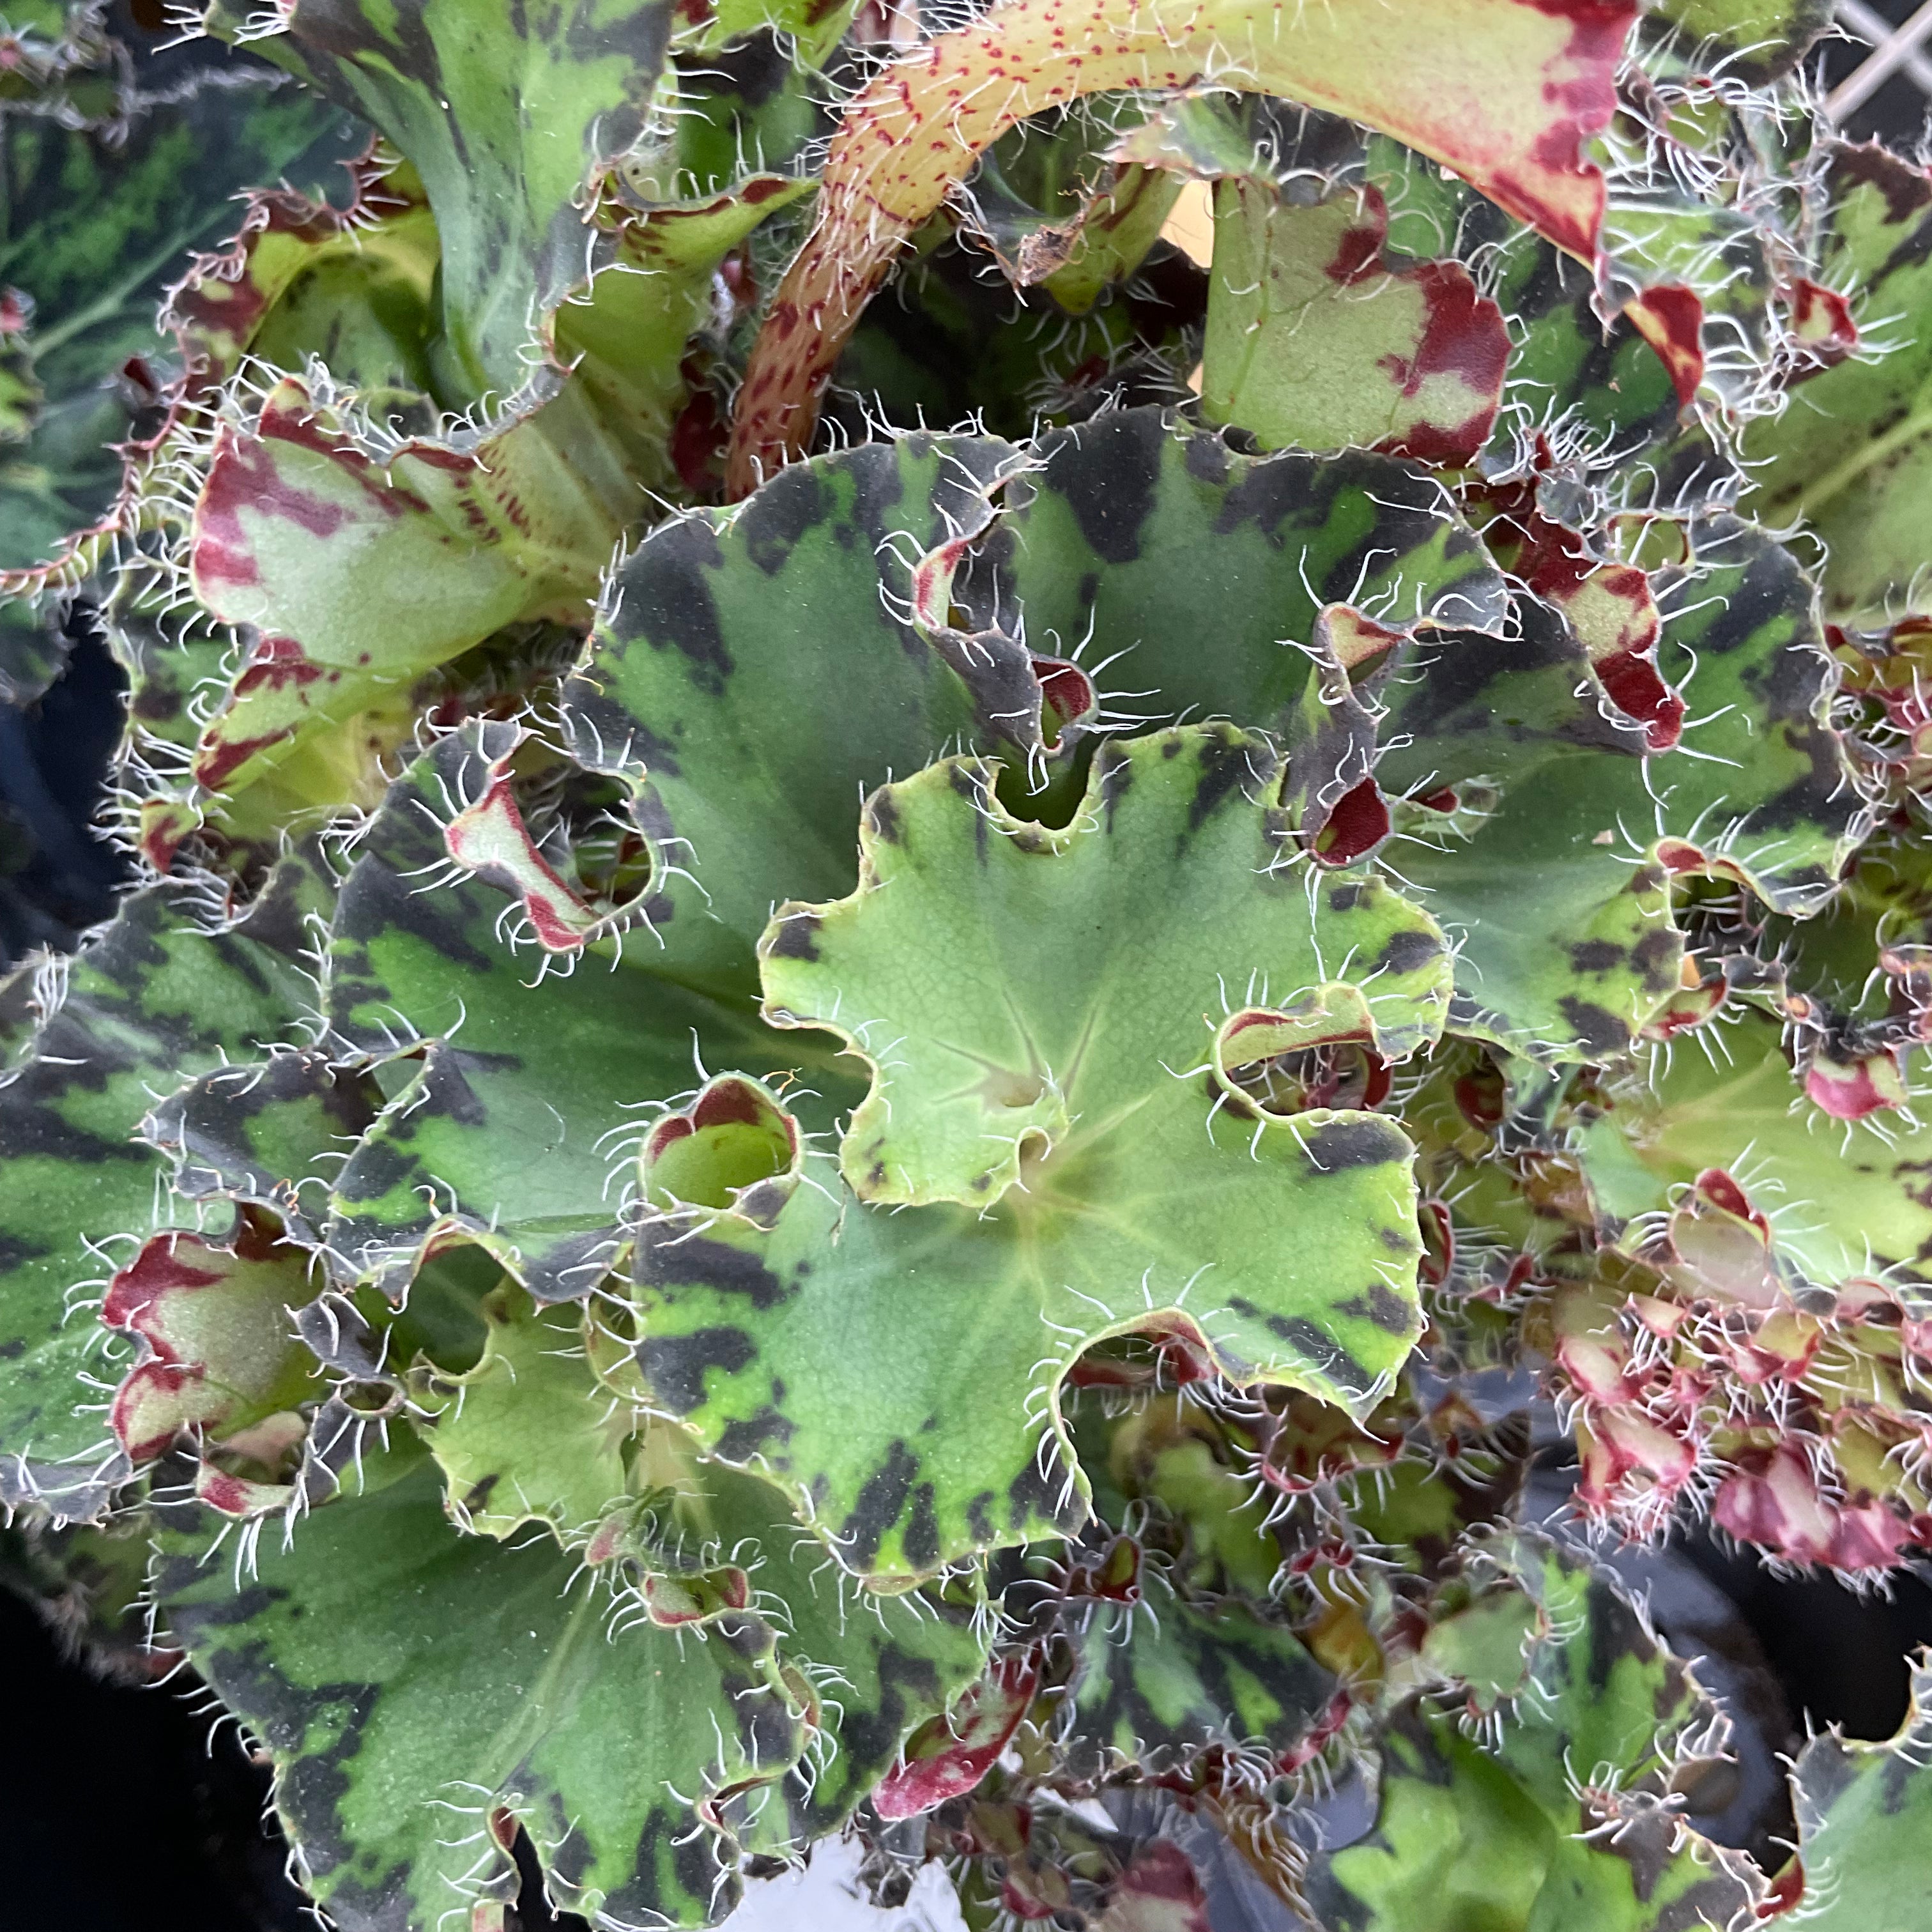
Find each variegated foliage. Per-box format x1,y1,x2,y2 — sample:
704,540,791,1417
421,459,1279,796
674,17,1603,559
6,1,1932,1928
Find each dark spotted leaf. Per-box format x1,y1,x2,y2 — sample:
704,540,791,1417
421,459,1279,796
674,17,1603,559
1063,1563,1331,1770
0,858,329,1514
0,1510,157,1678
1374,514,1859,1061
144,1048,383,1247
626,726,1448,1579
954,408,1509,744
325,725,860,1301
1366,126,1773,463
560,432,1028,998
156,1436,987,1931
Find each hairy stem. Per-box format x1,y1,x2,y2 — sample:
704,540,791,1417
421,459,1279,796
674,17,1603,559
725,0,1634,494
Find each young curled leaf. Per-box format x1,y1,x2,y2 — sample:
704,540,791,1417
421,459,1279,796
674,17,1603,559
103,1223,321,1464
873,1652,1041,1821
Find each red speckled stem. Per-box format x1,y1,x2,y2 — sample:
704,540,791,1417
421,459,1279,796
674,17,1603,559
726,0,1634,496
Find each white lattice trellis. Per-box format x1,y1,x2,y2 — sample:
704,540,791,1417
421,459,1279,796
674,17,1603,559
1832,0,1932,127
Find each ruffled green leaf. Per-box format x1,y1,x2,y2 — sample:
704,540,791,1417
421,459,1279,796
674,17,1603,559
1375,513,1859,1061
412,1285,634,1544
325,725,855,1301
628,726,1446,1579
157,1437,987,1930
958,408,1509,740
761,727,1450,1208
562,433,1027,996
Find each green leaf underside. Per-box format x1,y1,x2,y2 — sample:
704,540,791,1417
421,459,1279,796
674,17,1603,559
632,726,1443,1579
157,1439,986,1931
1200,179,1508,465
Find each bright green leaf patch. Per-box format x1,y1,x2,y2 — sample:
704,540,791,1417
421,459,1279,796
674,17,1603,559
623,725,1445,1580
761,726,1450,1208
